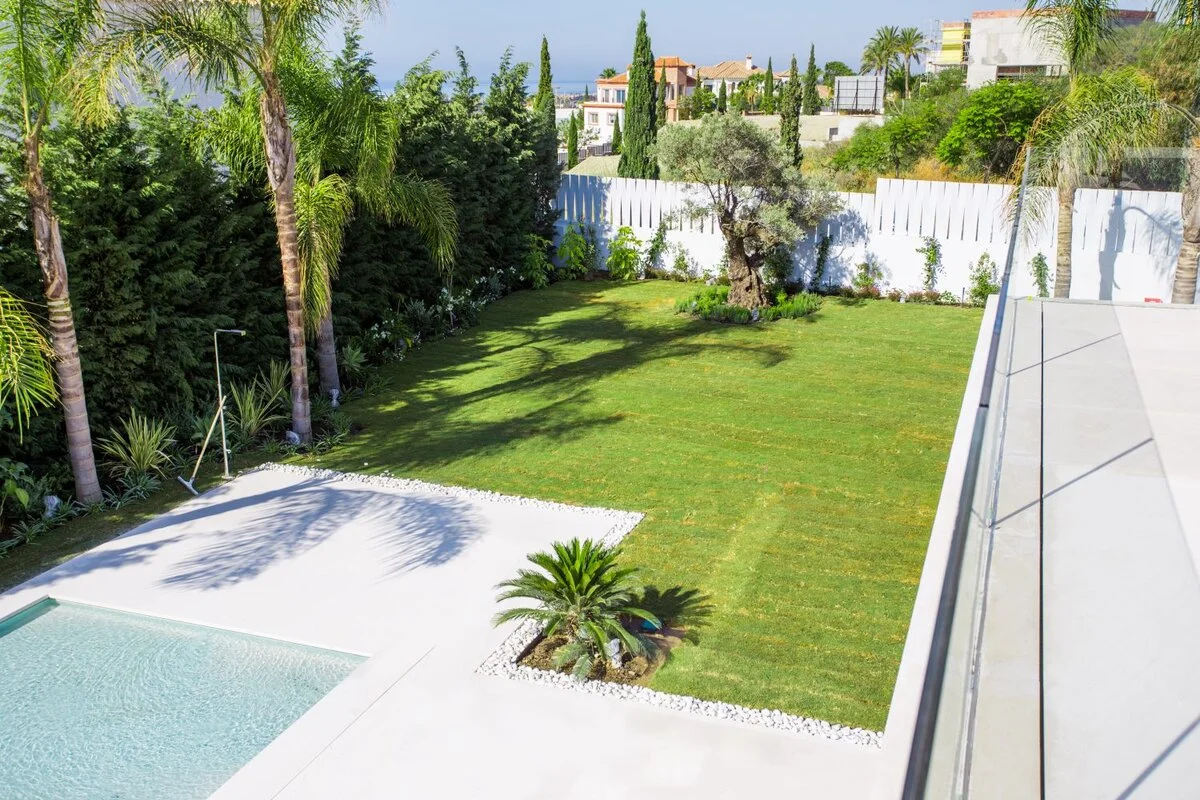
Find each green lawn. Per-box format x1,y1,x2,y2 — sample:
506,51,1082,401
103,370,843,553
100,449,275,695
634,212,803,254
0,280,979,730
303,281,981,729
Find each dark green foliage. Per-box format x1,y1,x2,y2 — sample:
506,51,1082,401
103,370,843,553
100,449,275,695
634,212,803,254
531,37,562,238
0,92,285,472
618,11,658,179
780,54,802,169
656,66,668,127
762,58,776,114
717,80,727,113
611,114,622,153
832,93,963,178
567,113,579,168
936,80,1054,179
823,60,855,87
803,45,821,115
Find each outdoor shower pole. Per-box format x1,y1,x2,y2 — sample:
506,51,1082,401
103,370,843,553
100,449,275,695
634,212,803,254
214,329,246,479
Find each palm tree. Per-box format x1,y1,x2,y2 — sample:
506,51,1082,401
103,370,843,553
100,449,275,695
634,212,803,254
494,538,660,679
204,36,457,402
74,0,380,443
1,286,57,439
862,25,901,94
1015,68,1196,296
897,27,930,98
1152,0,1200,302
1022,0,1116,297
0,0,103,501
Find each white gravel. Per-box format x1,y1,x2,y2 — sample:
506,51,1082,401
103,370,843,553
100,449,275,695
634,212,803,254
254,463,882,749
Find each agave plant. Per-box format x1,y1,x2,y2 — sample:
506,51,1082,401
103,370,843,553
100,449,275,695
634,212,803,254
97,411,176,481
229,381,285,444
494,538,660,679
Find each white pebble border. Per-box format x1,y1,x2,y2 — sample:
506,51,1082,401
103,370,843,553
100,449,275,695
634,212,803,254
250,462,882,749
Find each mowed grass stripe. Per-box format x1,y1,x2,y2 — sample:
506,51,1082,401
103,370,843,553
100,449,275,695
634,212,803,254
306,281,980,729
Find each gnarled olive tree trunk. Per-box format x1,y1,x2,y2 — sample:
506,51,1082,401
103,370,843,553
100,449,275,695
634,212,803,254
1053,184,1074,299
259,75,312,443
22,134,102,504
722,229,768,309
1171,145,1200,305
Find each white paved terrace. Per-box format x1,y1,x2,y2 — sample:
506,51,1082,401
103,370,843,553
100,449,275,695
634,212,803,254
0,466,881,799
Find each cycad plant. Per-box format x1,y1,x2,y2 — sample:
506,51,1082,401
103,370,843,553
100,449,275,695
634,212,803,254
494,538,660,679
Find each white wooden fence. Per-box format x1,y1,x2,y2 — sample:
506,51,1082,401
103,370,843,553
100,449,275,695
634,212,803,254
554,174,1188,302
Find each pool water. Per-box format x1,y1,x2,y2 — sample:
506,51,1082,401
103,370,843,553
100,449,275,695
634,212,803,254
0,600,364,799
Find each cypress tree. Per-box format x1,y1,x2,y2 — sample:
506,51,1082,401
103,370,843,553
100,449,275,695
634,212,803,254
617,10,658,179
531,36,560,238
533,36,554,127
656,66,669,126
802,44,821,115
780,54,801,167
611,115,622,153
567,113,579,168
717,79,727,113
762,57,775,114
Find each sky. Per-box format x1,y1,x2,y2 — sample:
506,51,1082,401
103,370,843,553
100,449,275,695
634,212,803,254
330,0,1143,91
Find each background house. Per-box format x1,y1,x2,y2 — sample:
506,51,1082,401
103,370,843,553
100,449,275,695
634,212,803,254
959,8,1154,88
696,55,791,96
582,56,698,143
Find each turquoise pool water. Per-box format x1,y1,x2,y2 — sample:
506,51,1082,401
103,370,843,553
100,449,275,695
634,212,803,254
0,599,364,799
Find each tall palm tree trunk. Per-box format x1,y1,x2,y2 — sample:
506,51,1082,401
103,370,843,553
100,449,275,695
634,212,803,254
315,304,340,401
22,134,102,504
259,76,312,443
1054,184,1075,298
904,60,911,99
1171,145,1200,304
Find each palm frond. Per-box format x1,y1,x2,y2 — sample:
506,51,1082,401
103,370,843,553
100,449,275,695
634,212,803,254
0,286,56,439
1023,0,1116,76
295,172,353,329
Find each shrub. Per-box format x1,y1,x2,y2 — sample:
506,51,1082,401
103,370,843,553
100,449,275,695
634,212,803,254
916,237,943,292
557,222,598,278
760,292,822,320
906,289,943,304
339,343,368,389
852,258,884,296
764,245,795,294
641,220,669,275
229,381,284,444
886,288,905,302
666,246,694,281
676,285,821,323
606,226,642,281
1030,252,1050,298
261,360,290,414
969,253,1000,305
97,411,177,481
522,234,553,289
493,538,660,679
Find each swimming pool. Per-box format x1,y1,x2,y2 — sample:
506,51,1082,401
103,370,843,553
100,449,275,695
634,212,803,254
0,599,364,799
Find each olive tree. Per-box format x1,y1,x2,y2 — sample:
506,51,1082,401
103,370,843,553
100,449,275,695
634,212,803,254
656,113,836,308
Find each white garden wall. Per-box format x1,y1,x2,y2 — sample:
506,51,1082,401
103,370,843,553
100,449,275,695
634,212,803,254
554,174,1188,302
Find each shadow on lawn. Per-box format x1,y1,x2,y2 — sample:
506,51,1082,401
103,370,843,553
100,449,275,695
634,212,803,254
638,584,714,646
342,284,798,471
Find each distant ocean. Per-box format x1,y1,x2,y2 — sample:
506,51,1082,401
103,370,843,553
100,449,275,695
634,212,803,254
549,80,596,96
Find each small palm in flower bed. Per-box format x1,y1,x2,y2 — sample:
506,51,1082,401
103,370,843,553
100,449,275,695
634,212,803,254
494,538,660,680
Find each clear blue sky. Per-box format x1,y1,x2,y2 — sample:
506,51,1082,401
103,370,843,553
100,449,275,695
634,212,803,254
335,0,1016,90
